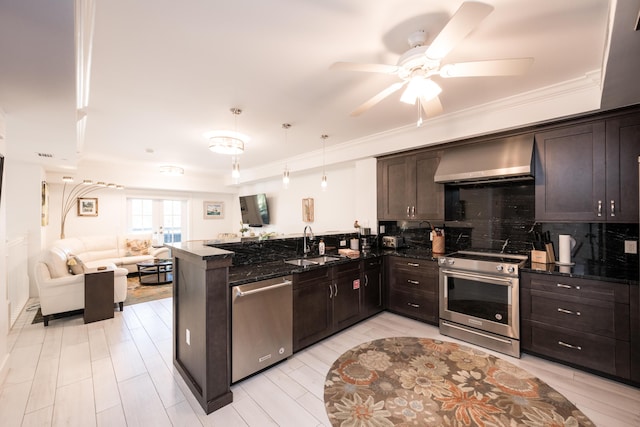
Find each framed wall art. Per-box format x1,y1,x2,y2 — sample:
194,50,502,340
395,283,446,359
302,197,314,222
78,197,98,216
204,201,224,219
41,180,49,226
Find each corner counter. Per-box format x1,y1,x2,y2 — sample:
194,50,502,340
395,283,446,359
168,241,234,414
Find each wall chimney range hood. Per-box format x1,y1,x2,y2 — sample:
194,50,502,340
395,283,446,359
434,134,534,184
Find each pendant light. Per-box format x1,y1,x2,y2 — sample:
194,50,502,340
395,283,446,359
282,124,291,189
231,156,240,183
320,134,328,190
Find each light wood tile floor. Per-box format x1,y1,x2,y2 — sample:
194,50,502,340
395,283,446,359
2,298,639,426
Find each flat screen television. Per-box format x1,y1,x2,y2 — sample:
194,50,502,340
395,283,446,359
239,193,269,227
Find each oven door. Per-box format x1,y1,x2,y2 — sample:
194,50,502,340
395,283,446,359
439,269,519,340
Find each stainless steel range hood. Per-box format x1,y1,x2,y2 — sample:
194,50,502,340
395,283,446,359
434,134,534,184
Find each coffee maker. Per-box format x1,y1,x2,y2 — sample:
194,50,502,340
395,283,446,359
359,228,376,253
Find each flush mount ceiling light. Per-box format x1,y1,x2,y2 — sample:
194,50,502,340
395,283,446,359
159,165,184,176
205,108,249,155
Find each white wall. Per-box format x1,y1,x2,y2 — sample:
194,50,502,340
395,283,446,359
237,159,377,236
0,110,9,384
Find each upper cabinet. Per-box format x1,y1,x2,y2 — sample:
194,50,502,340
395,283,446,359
377,150,444,221
535,111,640,222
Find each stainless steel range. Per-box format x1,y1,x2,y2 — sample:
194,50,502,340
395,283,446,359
438,250,528,357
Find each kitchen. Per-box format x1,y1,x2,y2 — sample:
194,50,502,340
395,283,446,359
168,103,640,417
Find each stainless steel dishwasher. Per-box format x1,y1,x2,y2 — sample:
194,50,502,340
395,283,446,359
231,275,292,382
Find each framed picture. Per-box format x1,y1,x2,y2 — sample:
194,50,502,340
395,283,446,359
302,198,314,222
204,201,224,219
78,197,98,216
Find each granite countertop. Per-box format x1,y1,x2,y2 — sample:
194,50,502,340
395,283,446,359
522,261,639,286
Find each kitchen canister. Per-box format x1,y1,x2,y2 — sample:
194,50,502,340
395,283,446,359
432,230,445,254
350,238,359,251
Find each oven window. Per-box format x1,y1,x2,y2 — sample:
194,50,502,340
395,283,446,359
446,276,509,325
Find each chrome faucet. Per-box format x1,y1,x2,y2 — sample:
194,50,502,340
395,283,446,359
303,225,314,256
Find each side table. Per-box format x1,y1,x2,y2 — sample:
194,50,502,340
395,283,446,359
84,266,115,324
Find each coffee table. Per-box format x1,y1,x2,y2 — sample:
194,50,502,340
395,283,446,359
137,259,173,285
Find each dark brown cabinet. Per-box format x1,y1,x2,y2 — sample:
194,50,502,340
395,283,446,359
361,257,383,318
535,112,640,222
377,150,444,221
520,272,631,379
385,256,439,325
293,260,362,352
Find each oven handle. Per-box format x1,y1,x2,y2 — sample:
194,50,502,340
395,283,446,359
440,269,513,286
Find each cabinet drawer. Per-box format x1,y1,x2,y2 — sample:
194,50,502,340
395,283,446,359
530,290,629,340
387,289,437,324
526,321,629,377
293,267,331,289
523,272,628,304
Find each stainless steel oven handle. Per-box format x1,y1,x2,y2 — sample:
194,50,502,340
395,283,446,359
440,269,513,285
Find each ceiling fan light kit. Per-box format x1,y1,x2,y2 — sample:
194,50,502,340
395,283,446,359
332,1,533,118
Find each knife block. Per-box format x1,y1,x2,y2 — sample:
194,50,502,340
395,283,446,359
531,249,553,264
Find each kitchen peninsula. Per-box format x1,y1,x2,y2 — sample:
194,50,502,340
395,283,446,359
169,241,234,414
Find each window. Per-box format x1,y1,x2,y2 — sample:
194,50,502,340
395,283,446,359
127,198,186,243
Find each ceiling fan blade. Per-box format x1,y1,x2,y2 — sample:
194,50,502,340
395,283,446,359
330,61,399,74
420,95,443,117
350,81,407,116
425,2,494,60
440,58,534,77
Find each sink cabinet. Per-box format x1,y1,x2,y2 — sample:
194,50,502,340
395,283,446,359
385,256,439,325
377,150,444,221
292,259,362,352
534,111,640,222
520,272,631,379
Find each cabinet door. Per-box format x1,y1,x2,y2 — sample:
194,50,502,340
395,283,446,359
535,122,606,221
377,156,414,220
293,270,332,352
332,262,362,331
605,113,640,222
414,151,444,221
361,258,383,318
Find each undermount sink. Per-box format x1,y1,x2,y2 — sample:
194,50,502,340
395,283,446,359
284,255,343,267
284,258,318,267
306,255,343,264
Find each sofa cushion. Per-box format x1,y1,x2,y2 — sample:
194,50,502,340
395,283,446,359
45,247,71,278
125,238,151,256
67,254,86,275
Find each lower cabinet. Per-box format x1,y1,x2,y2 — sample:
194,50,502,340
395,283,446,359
293,259,362,352
521,272,631,379
361,257,383,319
385,256,439,325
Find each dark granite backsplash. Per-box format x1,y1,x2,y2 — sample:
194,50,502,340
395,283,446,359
380,181,639,275
210,232,363,266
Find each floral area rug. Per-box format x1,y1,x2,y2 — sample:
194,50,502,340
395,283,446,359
324,337,594,427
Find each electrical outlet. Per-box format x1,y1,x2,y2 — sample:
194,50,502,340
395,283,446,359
186,328,191,345
624,240,637,254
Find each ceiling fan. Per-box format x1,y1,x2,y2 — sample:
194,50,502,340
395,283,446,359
331,2,534,118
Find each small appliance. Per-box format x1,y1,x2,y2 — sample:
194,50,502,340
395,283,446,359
382,235,406,249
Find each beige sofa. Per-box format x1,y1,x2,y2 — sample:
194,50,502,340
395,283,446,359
33,234,170,326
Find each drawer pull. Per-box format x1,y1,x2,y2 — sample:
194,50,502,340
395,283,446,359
610,200,615,217
558,341,582,351
557,308,580,316
407,302,420,308
407,280,420,285
556,283,580,290
407,262,420,267
597,200,602,217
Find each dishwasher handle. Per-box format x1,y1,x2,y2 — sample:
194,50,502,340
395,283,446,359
235,279,292,298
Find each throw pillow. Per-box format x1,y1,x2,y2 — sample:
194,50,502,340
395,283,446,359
126,239,151,256
67,254,86,275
